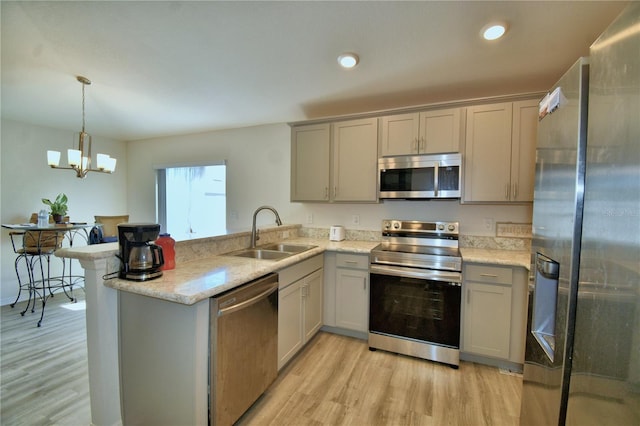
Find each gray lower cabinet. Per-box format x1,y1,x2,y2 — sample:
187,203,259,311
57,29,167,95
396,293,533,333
277,254,323,370
461,263,528,370
323,252,369,338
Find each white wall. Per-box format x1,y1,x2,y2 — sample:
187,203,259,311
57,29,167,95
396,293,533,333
0,119,127,305
1,119,532,305
126,123,294,231
127,123,532,238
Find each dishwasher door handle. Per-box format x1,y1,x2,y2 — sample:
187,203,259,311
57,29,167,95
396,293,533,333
218,283,278,317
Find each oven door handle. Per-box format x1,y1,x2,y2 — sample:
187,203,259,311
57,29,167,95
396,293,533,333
370,264,462,285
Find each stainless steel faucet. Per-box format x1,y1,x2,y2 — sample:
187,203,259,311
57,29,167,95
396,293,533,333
251,205,282,248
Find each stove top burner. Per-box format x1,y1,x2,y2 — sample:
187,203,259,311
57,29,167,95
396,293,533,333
372,242,461,258
371,219,462,272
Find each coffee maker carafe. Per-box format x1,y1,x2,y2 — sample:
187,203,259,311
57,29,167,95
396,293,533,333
118,223,164,281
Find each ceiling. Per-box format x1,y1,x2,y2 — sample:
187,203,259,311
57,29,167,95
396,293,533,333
1,1,629,141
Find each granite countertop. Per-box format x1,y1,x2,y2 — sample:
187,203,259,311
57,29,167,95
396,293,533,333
460,247,531,270
58,235,530,306
59,237,378,306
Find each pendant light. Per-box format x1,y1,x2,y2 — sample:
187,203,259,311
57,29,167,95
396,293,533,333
47,75,117,178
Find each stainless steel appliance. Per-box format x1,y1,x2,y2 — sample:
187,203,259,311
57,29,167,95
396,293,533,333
369,219,462,367
378,153,461,199
520,5,640,425
117,223,164,281
210,273,278,426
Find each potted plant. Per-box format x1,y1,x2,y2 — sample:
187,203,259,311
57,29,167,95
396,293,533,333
42,193,68,223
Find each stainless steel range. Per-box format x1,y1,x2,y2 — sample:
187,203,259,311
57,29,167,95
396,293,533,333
369,219,462,367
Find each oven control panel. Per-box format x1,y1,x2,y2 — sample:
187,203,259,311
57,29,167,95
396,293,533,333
382,220,458,235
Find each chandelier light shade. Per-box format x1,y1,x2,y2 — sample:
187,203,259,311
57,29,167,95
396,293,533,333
47,75,117,178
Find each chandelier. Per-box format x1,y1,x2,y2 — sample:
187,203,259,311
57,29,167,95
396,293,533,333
47,76,117,178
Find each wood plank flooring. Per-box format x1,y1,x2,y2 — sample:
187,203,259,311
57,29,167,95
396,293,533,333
1,291,90,426
1,295,522,426
239,332,523,426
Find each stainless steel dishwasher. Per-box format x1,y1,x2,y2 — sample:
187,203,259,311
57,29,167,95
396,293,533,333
210,273,278,426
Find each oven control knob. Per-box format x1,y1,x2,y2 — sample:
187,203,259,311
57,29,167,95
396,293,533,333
383,221,391,230
448,224,456,232
438,224,445,231
393,222,400,229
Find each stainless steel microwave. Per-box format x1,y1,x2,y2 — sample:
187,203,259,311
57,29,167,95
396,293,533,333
378,153,462,199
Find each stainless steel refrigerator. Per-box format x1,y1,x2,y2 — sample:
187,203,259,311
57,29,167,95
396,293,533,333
520,4,639,426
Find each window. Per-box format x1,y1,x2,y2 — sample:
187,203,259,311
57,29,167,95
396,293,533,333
157,163,226,241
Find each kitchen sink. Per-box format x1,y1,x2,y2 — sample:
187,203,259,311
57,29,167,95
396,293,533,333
228,249,292,260
225,243,317,260
259,243,317,253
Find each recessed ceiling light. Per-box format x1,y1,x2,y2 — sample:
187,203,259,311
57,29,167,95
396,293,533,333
337,53,359,69
482,23,507,41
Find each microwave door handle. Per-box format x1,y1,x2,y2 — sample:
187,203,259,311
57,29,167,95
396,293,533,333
434,163,439,197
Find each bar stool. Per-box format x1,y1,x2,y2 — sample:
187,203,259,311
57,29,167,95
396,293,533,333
9,221,68,327
8,213,66,307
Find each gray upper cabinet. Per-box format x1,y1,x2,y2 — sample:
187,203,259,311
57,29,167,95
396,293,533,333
332,118,378,202
291,95,538,204
380,107,464,156
291,118,378,203
463,99,538,203
291,124,331,201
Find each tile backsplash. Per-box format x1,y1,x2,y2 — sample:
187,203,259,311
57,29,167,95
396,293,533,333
173,224,531,264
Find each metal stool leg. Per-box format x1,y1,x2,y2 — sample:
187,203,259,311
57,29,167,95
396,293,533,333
59,257,76,302
10,254,27,308
20,255,37,316
36,254,48,327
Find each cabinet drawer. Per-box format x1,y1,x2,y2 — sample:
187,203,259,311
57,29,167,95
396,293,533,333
336,253,369,270
465,264,513,285
278,254,323,289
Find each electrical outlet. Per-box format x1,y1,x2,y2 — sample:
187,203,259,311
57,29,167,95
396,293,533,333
483,217,494,231
307,213,313,224
352,215,360,225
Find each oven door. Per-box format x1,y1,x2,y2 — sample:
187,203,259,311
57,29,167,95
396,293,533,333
369,264,461,348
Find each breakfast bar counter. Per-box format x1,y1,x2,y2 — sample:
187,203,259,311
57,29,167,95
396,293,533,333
62,237,378,306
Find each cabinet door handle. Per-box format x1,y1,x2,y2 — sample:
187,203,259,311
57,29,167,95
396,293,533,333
467,288,470,304
345,260,358,265
324,187,328,199
505,183,510,200
480,273,498,278
513,183,518,199
414,138,419,153
363,277,367,290
334,186,337,198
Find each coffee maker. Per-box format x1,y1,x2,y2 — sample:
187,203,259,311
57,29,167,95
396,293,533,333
118,223,164,281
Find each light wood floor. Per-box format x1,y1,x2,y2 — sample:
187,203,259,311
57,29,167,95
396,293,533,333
1,295,522,426
1,291,90,425
239,332,523,426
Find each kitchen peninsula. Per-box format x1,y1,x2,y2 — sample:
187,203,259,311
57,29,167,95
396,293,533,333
56,224,376,425
57,224,529,426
